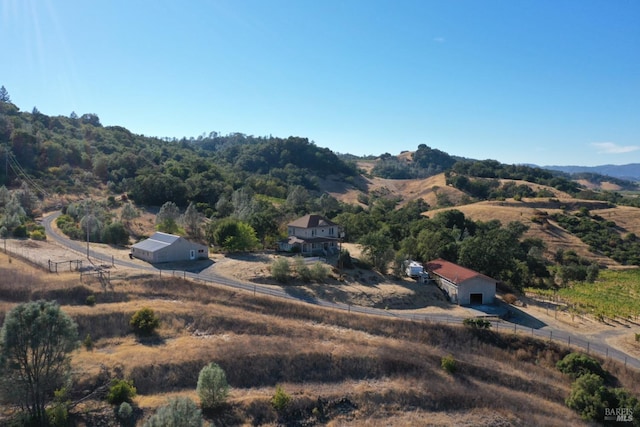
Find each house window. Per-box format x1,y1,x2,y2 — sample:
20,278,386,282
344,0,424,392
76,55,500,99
311,229,316,237
329,227,334,235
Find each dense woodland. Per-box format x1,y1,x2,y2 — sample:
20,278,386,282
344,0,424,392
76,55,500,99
1,89,640,293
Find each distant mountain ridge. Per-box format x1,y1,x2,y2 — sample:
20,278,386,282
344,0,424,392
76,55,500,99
542,164,640,182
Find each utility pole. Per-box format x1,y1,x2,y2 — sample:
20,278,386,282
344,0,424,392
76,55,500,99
85,203,91,259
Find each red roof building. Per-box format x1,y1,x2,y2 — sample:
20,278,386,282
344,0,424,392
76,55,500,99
426,259,496,305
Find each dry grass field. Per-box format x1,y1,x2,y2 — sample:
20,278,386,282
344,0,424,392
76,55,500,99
2,253,639,426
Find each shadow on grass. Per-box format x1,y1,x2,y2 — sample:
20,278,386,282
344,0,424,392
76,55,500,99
134,333,166,346
282,285,320,305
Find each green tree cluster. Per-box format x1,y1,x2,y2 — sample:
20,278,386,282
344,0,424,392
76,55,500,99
0,301,79,425
557,352,640,423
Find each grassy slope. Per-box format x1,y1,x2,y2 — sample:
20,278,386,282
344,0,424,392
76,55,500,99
323,169,637,267
2,255,639,426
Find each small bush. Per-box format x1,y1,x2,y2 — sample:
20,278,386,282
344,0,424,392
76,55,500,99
338,249,353,269
47,388,70,427
271,385,292,413
130,307,160,336
635,333,640,342
294,256,312,282
107,379,137,405
13,224,28,238
117,402,133,420
441,355,457,374
30,229,46,241
143,397,203,427
86,295,96,306
271,258,291,283
197,362,230,410
463,318,491,329
83,334,93,351
556,352,606,379
310,262,329,282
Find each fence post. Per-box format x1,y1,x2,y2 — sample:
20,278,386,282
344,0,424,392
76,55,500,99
549,331,552,341
568,336,570,346
587,342,590,354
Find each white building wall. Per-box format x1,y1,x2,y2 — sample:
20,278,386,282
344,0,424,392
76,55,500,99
457,277,496,305
437,278,459,304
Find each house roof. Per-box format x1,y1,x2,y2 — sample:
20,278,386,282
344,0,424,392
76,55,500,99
288,214,337,229
426,259,495,285
132,232,181,253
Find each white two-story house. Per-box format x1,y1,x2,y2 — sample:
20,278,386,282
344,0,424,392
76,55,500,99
278,214,341,256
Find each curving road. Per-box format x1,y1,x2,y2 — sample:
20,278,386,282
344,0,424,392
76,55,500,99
41,212,640,370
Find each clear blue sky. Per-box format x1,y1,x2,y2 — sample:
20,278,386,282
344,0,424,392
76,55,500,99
1,0,638,166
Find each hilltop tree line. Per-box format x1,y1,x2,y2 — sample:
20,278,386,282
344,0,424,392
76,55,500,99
0,89,357,215
3,85,639,277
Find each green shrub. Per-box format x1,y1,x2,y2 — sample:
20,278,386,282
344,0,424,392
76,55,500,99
107,379,137,405
46,388,70,427
463,318,491,329
117,401,133,421
556,352,606,379
101,222,130,245
565,373,613,422
30,229,46,241
86,295,96,306
441,354,457,374
197,362,230,410
271,385,292,413
294,256,312,282
310,262,329,282
635,333,640,342
130,307,160,336
12,224,27,238
82,334,93,351
143,397,203,427
271,258,291,283
338,249,353,269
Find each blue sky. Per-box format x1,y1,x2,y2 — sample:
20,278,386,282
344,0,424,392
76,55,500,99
1,0,638,166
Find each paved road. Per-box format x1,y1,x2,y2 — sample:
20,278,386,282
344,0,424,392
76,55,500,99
41,212,640,370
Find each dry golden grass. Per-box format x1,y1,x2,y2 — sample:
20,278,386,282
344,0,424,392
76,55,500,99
321,172,469,208
3,256,640,426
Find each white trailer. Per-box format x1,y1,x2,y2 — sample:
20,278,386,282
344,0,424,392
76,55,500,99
404,260,425,279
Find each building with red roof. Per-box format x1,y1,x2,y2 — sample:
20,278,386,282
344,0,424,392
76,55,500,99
426,259,496,305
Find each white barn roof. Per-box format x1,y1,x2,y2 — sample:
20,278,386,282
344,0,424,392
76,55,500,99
133,232,181,253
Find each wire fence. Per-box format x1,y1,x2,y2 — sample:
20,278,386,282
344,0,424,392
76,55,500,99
3,239,639,371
